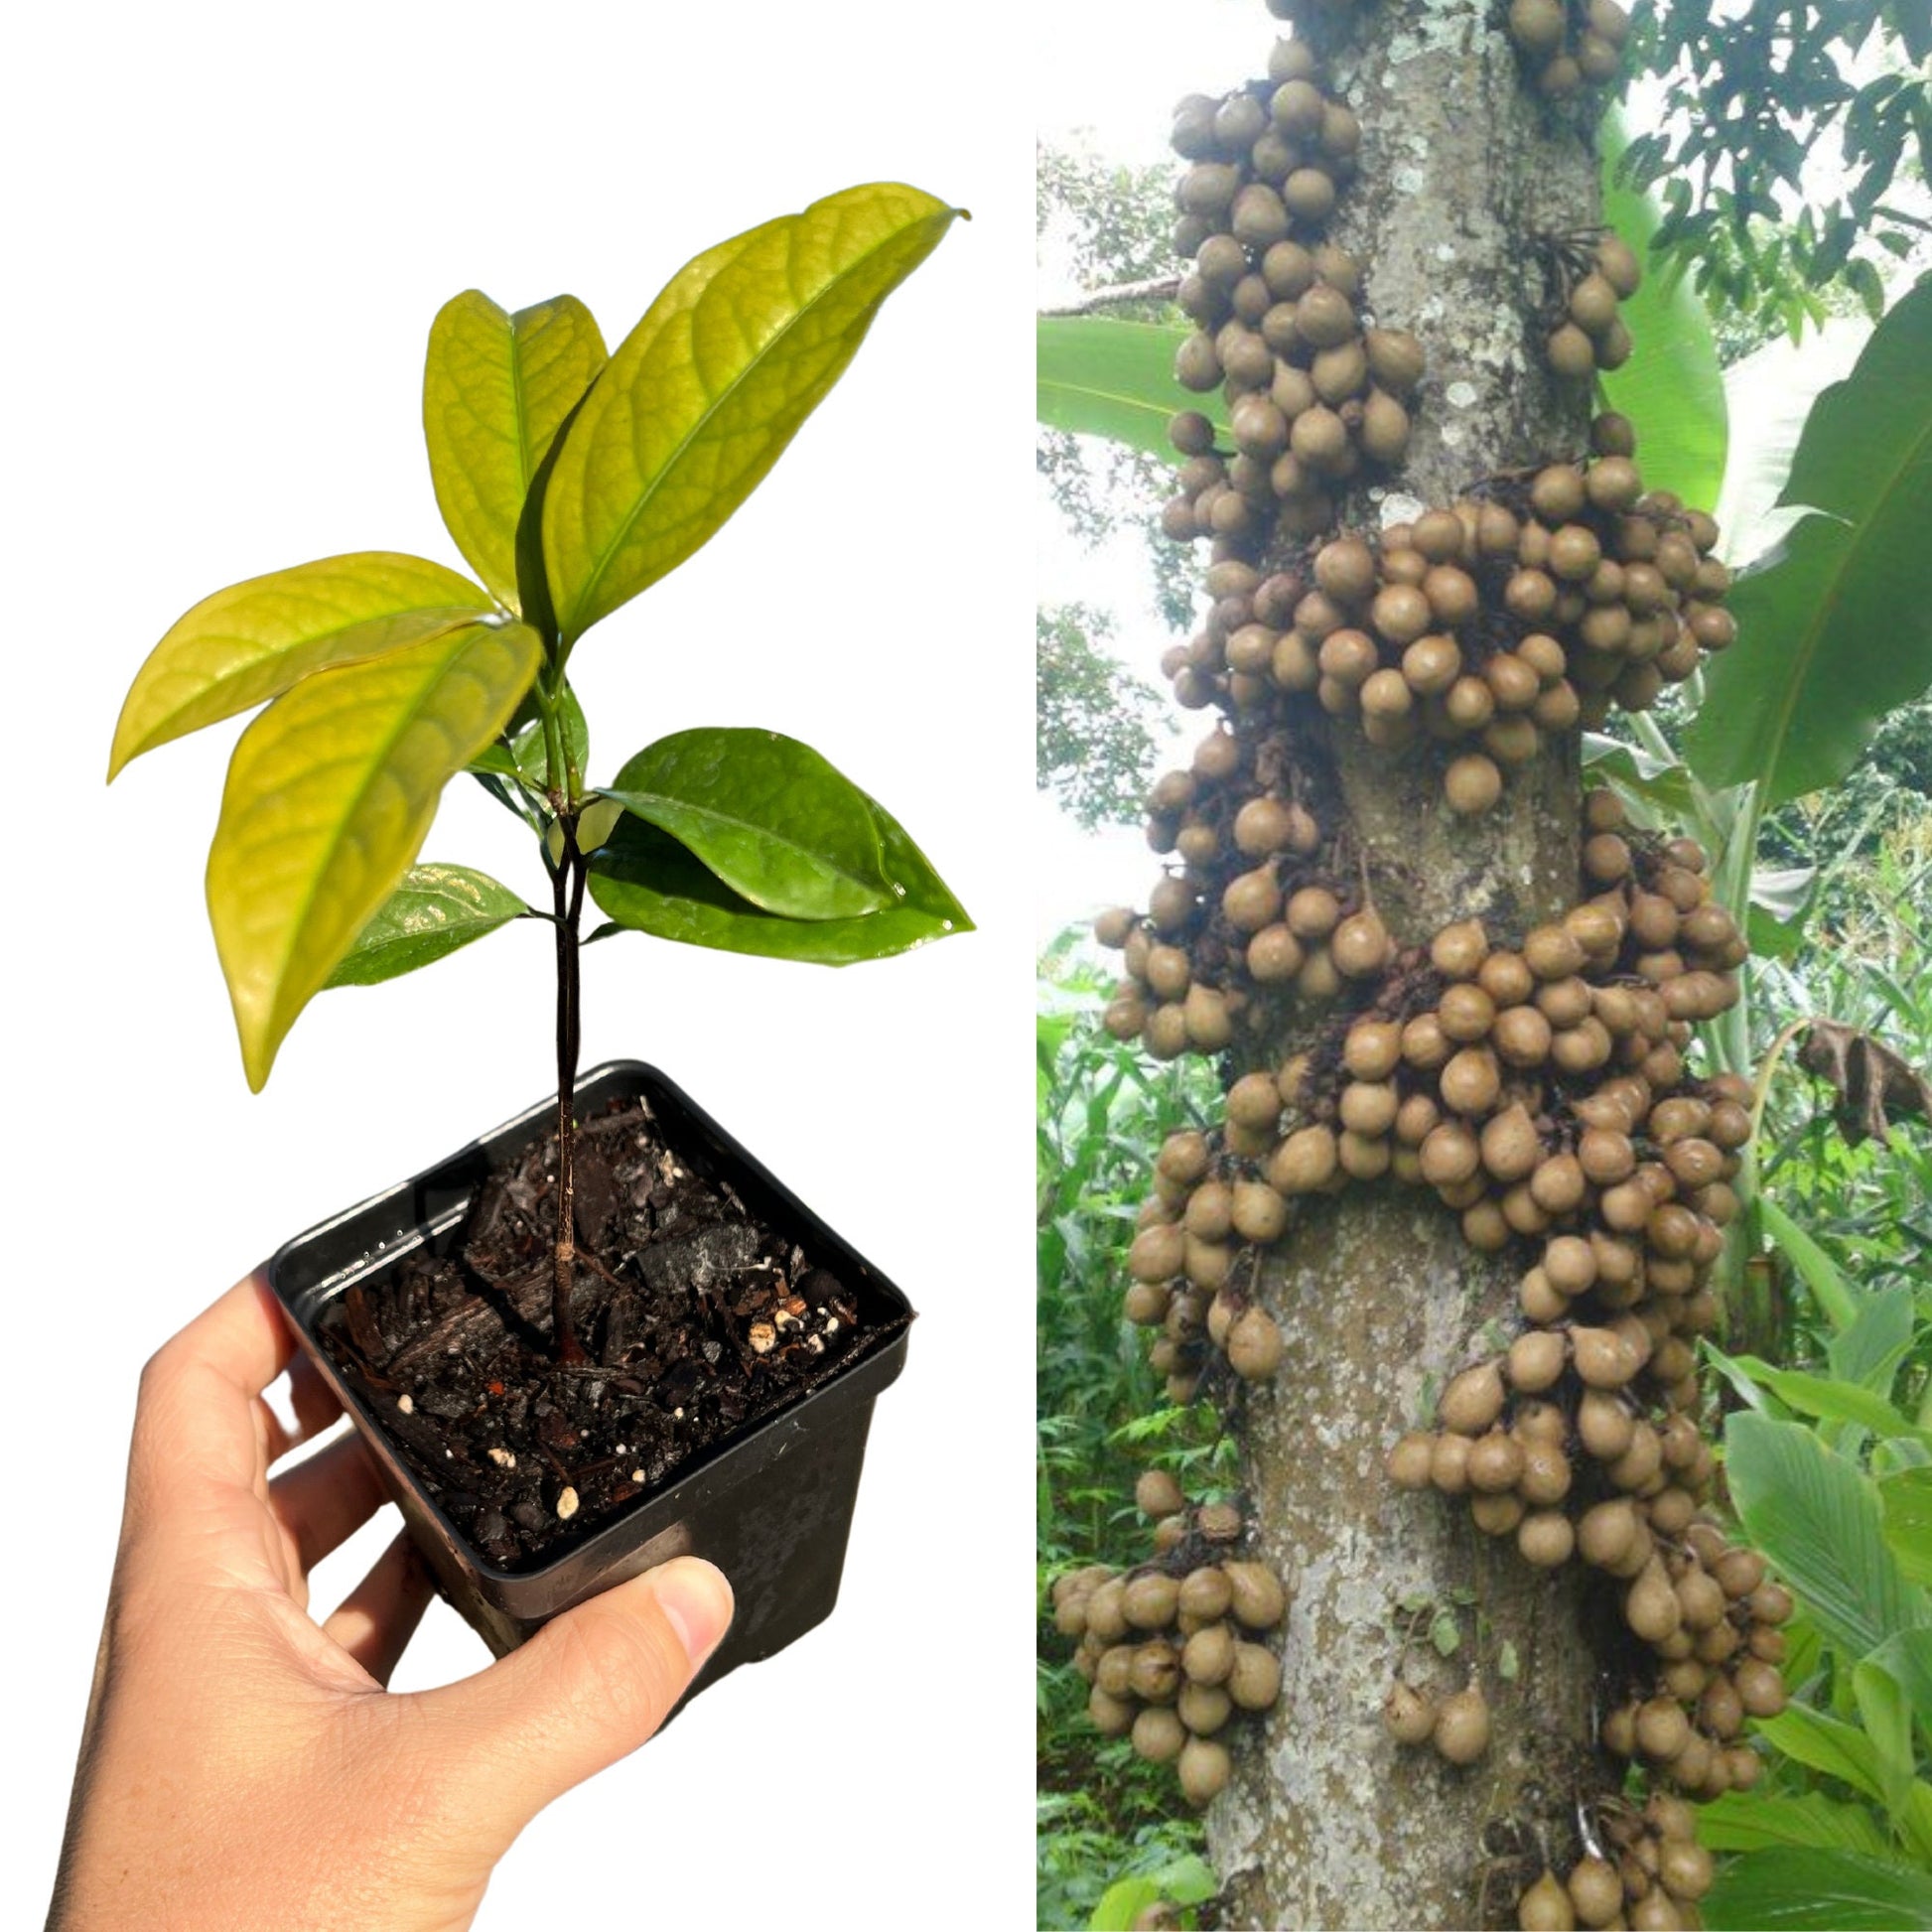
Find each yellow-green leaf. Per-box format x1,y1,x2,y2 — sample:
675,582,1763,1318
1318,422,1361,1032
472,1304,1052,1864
542,183,964,644
423,292,608,608
207,621,542,1088
109,553,493,779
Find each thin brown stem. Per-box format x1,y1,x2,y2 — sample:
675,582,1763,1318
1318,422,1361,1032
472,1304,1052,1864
550,811,588,1364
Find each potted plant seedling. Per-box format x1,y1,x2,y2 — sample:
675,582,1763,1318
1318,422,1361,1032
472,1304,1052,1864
106,183,971,1677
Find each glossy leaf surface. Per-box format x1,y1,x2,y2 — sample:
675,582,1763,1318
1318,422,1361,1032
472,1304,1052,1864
423,291,607,608
109,553,491,777
207,621,542,1087
325,863,527,988
601,728,892,919
542,183,963,642
587,789,969,964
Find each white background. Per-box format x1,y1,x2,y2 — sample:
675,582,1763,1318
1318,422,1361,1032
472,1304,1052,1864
4,3,1034,1925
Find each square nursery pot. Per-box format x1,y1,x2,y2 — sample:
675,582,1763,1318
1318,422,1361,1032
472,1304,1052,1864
266,1059,913,1699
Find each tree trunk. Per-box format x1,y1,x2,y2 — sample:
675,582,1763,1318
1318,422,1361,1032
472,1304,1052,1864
1205,9,1610,1926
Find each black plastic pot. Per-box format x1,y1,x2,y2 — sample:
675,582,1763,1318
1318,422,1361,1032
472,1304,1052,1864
266,1059,913,1696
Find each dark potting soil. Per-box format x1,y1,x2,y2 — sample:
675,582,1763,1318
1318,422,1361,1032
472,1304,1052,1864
315,1094,902,1570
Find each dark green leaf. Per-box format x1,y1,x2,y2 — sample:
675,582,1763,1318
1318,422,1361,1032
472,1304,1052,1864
587,791,970,965
1702,1847,1932,1929
1036,317,1218,461
601,728,894,919
1686,282,1932,805
325,864,527,987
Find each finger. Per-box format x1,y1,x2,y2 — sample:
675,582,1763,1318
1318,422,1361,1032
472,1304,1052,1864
146,1270,295,1402
255,1352,344,1470
322,1532,437,1687
268,1428,387,1574
413,1559,734,1835
127,1274,302,1519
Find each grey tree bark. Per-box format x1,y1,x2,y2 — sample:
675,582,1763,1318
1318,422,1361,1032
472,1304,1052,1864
1202,7,1613,1926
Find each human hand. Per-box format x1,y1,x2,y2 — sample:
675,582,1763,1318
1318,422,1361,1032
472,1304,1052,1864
51,1272,734,1931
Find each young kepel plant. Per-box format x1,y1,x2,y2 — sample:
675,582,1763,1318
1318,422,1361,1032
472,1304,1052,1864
108,183,972,1365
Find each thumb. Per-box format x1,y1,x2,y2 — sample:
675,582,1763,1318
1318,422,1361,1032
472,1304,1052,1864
419,1557,734,1836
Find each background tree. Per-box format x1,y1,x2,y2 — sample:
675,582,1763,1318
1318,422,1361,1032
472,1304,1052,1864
1037,2,1932,1926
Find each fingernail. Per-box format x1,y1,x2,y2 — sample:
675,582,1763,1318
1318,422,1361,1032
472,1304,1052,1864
646,1558,735,1667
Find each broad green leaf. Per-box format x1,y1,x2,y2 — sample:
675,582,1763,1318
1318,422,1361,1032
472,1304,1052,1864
587,790,970,965
601,728,893,920
1755,1707,1890,1805
1725,1412,1932,1660
542,184,964,643
1088,1879,1165,1932
1036,316,1220,461
1686,281,1932,806
324,864,527,988
1761,1195,1861,1332
1601,115,1727,508
109,553,492,777
1881,1468,1932,1587
1723,1357,1932,1449
1703,1847,1932,1929
1714,319,1870,568
208,621,542,1088
424,292,608,610
1697,1790,1890,1857
1832,1286,1918,1393
1853,1655,1916,1822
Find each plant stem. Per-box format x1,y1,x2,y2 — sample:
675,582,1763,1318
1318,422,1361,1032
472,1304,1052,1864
549,808,589,1364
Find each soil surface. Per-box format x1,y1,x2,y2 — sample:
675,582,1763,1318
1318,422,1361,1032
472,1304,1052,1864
316,1094,901,1569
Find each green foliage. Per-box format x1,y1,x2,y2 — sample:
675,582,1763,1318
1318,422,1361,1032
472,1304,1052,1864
1037,606,1168,830
1037,143,1177,293
1037,318,1209,464
1688,281,1932,809
1599,113,1729,508
588,791,969,965
541,185,963,646
325,864,529,989
422,291,608,612
600,730,897,921
109,188,968,1084
1623,0,1929,334
1037,968,1224,1928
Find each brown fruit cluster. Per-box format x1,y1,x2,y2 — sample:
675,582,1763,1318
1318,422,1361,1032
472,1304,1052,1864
1094,722,1364,1066
1164,39,1423,555
1545,231,1644,378
1517,1793,1720,1928
1503,0,1631,97
1054,1493,1288,1808
1150,434,1736,814
1383,1678,1494,1766
1111,791,1753,1417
